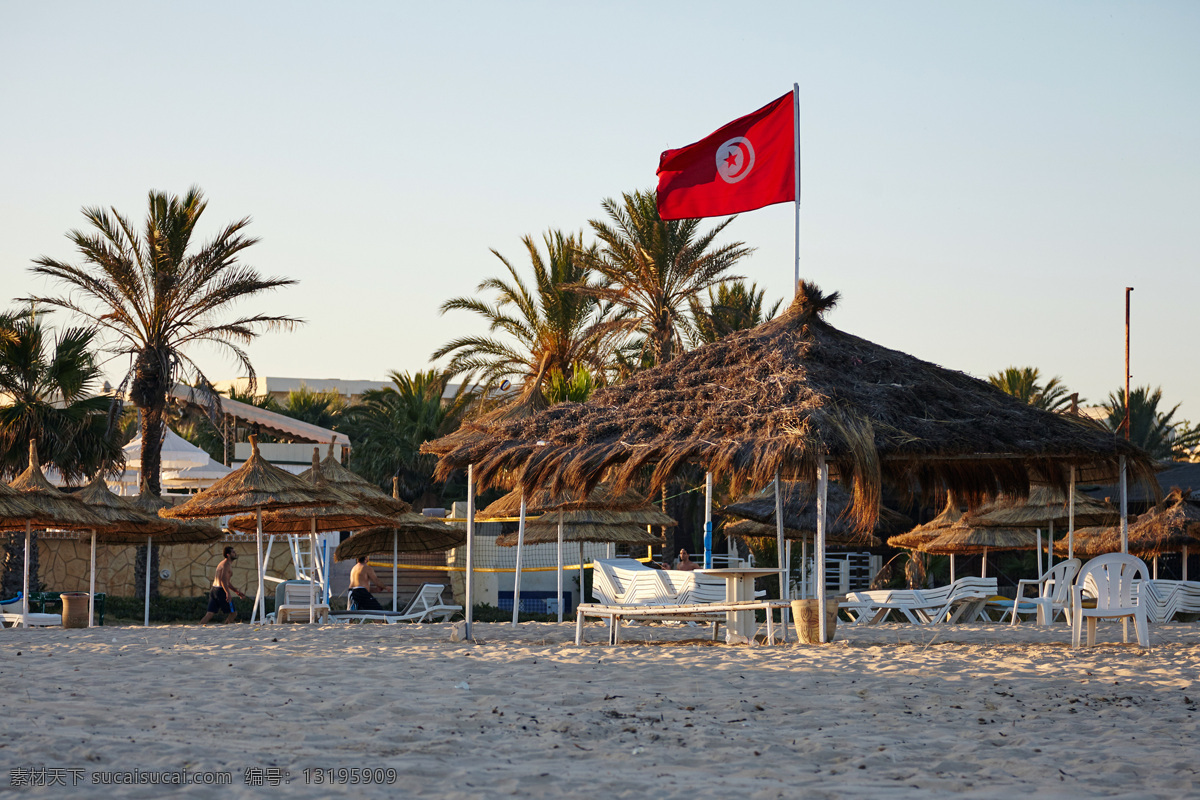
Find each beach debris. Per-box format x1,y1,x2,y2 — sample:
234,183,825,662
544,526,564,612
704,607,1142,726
454,681,470,691
449,621,468,642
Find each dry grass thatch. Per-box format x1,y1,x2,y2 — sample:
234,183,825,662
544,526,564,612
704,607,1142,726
497,511,665,547
724,518,881,548
887,501,964,550
479,484,674,526
0,479,46,529
919,526,1039,555
163,436,339,519
76,476,174,537
2,441,109,531
334,514,466,560
1097,488,1200,558
102,489,224,545
1052,526,1115,559
424,282,1155,532
956,485,1117,528
227,448,397,535
297,445,412,517
721,480,910,538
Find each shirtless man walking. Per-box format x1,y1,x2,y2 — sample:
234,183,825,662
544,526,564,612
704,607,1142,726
349,556,388,611
200,546,247,624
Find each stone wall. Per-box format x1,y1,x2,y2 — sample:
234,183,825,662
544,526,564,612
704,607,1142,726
0,537,297,597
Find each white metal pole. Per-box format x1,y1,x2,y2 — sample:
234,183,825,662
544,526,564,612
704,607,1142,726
1184,545,1189,581
1047,520,1054,570
254,508,265,623
1153,555,1159,580
774,472,789,638
309,519,317,624
465,464,476,640
1068,467,1076,561
512,494,526,627
1036,529,1043,576
949,554,956,583
89,529,96,627
143,536,153,627
22,521,31,628
792,82,801,293
816,456,829,642
801,537,808,599
556,510,564,623
704,472,714,568
1119,456,1128,553
391,530,398,612
578,540,585,610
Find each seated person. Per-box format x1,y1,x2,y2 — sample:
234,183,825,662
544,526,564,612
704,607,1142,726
349,556,388,611
674,549,700,571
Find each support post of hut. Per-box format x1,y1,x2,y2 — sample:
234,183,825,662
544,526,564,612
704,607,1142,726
1119,456,1128,553
465,464,476,640
143,535,153,627
253,508,265,623
22,520,31,628
774,472,789,638
556,510,564,623
578,540,585,611
704,472,713,569
310,519,318,624
1047,520,1054,570
801,537,808,599
89,529,97,627
1068,467,1076,561
391,531,398,612
816,457,829,643
1184,546,1189,581
1035,529,1043,576
512,494,526,627
949,554,956,583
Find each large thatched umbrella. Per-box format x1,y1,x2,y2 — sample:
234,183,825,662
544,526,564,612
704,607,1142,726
298,439,412,517
3,442,109,627
1070,489,1200,578
919,526,1038,578
1052,526,1113,560
227,449,398,622
953,486,1117,569
75,477,222,627
480,483,676,625
424,283,1155,642
163,436,340,622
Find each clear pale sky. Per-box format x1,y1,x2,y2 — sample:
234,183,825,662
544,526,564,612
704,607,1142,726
3,2,1197,418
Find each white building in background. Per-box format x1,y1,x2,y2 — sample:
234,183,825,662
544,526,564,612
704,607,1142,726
212,377,474,406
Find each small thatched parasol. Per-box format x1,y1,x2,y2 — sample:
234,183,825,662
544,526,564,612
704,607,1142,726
160,435,341,621
4,441,109,627
296,440,411,517
958,486,1118,529
919,525,1038,578
0,480,44,529
479,484,675,526
334,515,466,561
497,510,668,547
723,481,908,539
1119,488,1200,559
725,518,881,548
887,501,964,550
1052,526,1114,559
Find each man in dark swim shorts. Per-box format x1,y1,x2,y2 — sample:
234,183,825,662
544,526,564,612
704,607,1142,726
200,546,247,623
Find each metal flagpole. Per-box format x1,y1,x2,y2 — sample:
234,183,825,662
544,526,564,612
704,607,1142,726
465,464,476,640
793,82,801,293
512,494,526,627
816,457,829,642
704,473,714,568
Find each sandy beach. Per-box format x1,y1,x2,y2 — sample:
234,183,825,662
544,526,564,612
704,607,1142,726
1,620,1197,799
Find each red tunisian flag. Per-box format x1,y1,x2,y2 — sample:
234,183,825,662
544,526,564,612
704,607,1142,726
656,91,795,220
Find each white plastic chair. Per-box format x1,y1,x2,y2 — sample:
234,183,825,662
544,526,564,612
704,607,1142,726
1071,553,1150,649
1008,558,1081,627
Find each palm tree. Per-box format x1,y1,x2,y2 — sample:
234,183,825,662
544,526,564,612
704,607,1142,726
689,280,781,345
575,189,753,368
433,230,611,395
28,187,299,494
0,314,121,482
988,366,1076,412
341,370,475,506
279,385,345,430
1103,386,1199,460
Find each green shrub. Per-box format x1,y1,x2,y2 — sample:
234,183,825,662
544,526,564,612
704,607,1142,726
103,595,274,624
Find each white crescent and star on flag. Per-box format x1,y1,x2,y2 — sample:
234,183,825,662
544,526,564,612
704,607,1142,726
715,136,755,183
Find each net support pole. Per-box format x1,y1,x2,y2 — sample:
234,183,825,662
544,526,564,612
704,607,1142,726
310,519,318,624
816,456,829,643
465,464,475,640
253,508,265,623
512,494,526,627
1068,467,1076,561
22,520,31,628
578,540,585,611
89,529,96,627
1119,456,1128,553
143,536,153,627
704,472,713,569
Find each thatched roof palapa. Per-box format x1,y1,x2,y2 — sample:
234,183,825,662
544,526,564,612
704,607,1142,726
479,484,675,526
2,441,109,531
296,439,411,517
75,476,173,537
333,477,466,560
725,518,881,548
955,485,1117,529
1099,488,1200,558
163,436,339,519
496,512,665,547
424,283,1154,532
228,449,397,535
722,480,909,540
919,527,1039,556
887,500,964,550
0,480,45,529
126,490,223,544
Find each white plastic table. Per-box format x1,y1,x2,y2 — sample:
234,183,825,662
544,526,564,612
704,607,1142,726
696,568,779,639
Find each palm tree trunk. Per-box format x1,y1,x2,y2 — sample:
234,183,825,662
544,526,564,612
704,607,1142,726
139,401,167,495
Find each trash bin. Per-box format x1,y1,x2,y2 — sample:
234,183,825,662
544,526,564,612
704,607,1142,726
60,592,90,628
791,598,838,643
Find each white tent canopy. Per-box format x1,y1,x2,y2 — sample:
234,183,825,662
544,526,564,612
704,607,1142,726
123,427,212,471
164,456,233,486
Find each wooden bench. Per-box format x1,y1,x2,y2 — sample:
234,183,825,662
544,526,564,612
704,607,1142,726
575,599,792,645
